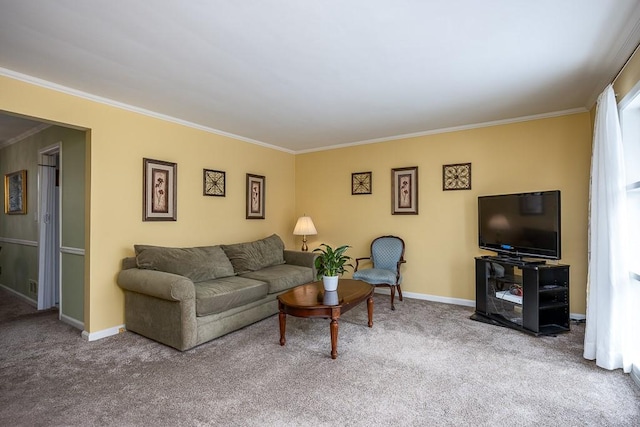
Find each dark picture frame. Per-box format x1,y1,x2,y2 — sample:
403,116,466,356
391,166,418,215
143,158,177,221
351,171,372,195
246,173,265,219
4,169,27,215
203,169,226,197
443,162,472,191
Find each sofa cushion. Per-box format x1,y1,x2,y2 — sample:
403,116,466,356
135,245,235,283
194,276,268,317
221,234,285,274
240,264,313,294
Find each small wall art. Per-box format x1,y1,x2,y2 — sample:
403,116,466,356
351,171,372,195
443,162,471,191
203,169,225,197
4,169,27,214
391,166,418,215
246,173,265,219
143,158,177,221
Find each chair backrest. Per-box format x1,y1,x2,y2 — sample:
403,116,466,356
371,236,405,272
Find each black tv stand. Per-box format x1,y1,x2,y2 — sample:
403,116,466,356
472,256,570,336
483,255,547,266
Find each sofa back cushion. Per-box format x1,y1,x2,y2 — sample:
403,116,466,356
135,245,235,282
221,234,285,274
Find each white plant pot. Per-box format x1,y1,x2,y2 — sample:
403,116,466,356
323,290,339,305
322,275,339,292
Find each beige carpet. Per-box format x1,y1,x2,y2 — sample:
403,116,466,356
1,287,639,426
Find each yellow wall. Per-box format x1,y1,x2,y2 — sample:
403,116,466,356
1,75,297,332
1,72,595,335
296,113,593,313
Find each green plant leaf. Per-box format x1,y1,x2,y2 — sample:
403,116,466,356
313,243,353,279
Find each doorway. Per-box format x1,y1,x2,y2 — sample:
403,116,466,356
37,144,60,313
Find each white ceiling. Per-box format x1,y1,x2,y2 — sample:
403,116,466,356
1,0,640,152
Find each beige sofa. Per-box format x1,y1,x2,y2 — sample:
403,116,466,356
117,234,316,351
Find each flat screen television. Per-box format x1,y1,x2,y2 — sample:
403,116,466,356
478,190,561,260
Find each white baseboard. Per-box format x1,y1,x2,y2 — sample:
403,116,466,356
82,324,125,342
632,365,640,389
374,288,475,307
0,283,37,307
374,288,587,319
60,313,84,331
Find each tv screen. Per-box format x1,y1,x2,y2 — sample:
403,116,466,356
478,190,561,260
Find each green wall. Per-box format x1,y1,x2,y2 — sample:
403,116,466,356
0,124,86,325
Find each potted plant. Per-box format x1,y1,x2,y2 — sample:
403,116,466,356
313,243,353,291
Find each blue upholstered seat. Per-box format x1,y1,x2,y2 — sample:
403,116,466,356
353,236,406,310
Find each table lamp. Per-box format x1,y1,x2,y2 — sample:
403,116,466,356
293,215,317,251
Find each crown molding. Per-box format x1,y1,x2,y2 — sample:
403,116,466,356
296,108,588,154
0,67,588,156
0,67,295,154
585,3,640,108
0,123,51,149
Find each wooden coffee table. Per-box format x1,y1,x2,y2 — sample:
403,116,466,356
277,279,374,359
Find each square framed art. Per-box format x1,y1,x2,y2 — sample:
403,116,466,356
203,169,225,197
246,173,265,219
351,171,372,195
443,162,471,191
143,158,177,221
391,166,418,215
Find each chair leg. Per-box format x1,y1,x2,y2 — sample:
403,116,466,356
397,284,403,301
390,286,396,311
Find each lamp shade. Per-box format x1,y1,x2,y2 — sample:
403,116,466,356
293,216,317,236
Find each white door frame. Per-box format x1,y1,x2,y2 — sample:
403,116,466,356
37,142,61,315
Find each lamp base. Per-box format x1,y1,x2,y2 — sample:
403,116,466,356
301,236,308,251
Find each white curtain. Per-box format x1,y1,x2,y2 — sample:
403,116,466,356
583,84,635,373
37,162,58,310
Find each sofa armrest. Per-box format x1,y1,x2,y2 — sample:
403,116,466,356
284,250,318,277
117,268,195,301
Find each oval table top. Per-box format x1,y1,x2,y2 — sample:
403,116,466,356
277,279,373,310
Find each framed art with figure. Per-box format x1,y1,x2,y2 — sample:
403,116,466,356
4,169,27,215
143,158,177,221
391,166,418,215
246,173,265,219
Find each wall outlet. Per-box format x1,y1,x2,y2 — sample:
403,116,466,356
29,280,38,294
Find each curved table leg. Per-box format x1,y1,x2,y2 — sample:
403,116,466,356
330,307,340,359
367,295,374,327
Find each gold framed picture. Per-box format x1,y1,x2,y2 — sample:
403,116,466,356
4,169,27,214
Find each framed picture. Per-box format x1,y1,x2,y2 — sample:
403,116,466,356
391,166,418,215
352,171,372,195
246,173,265,219
4,170,27,214
143,158,177,221
443,162,471,191
203,169,225,197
